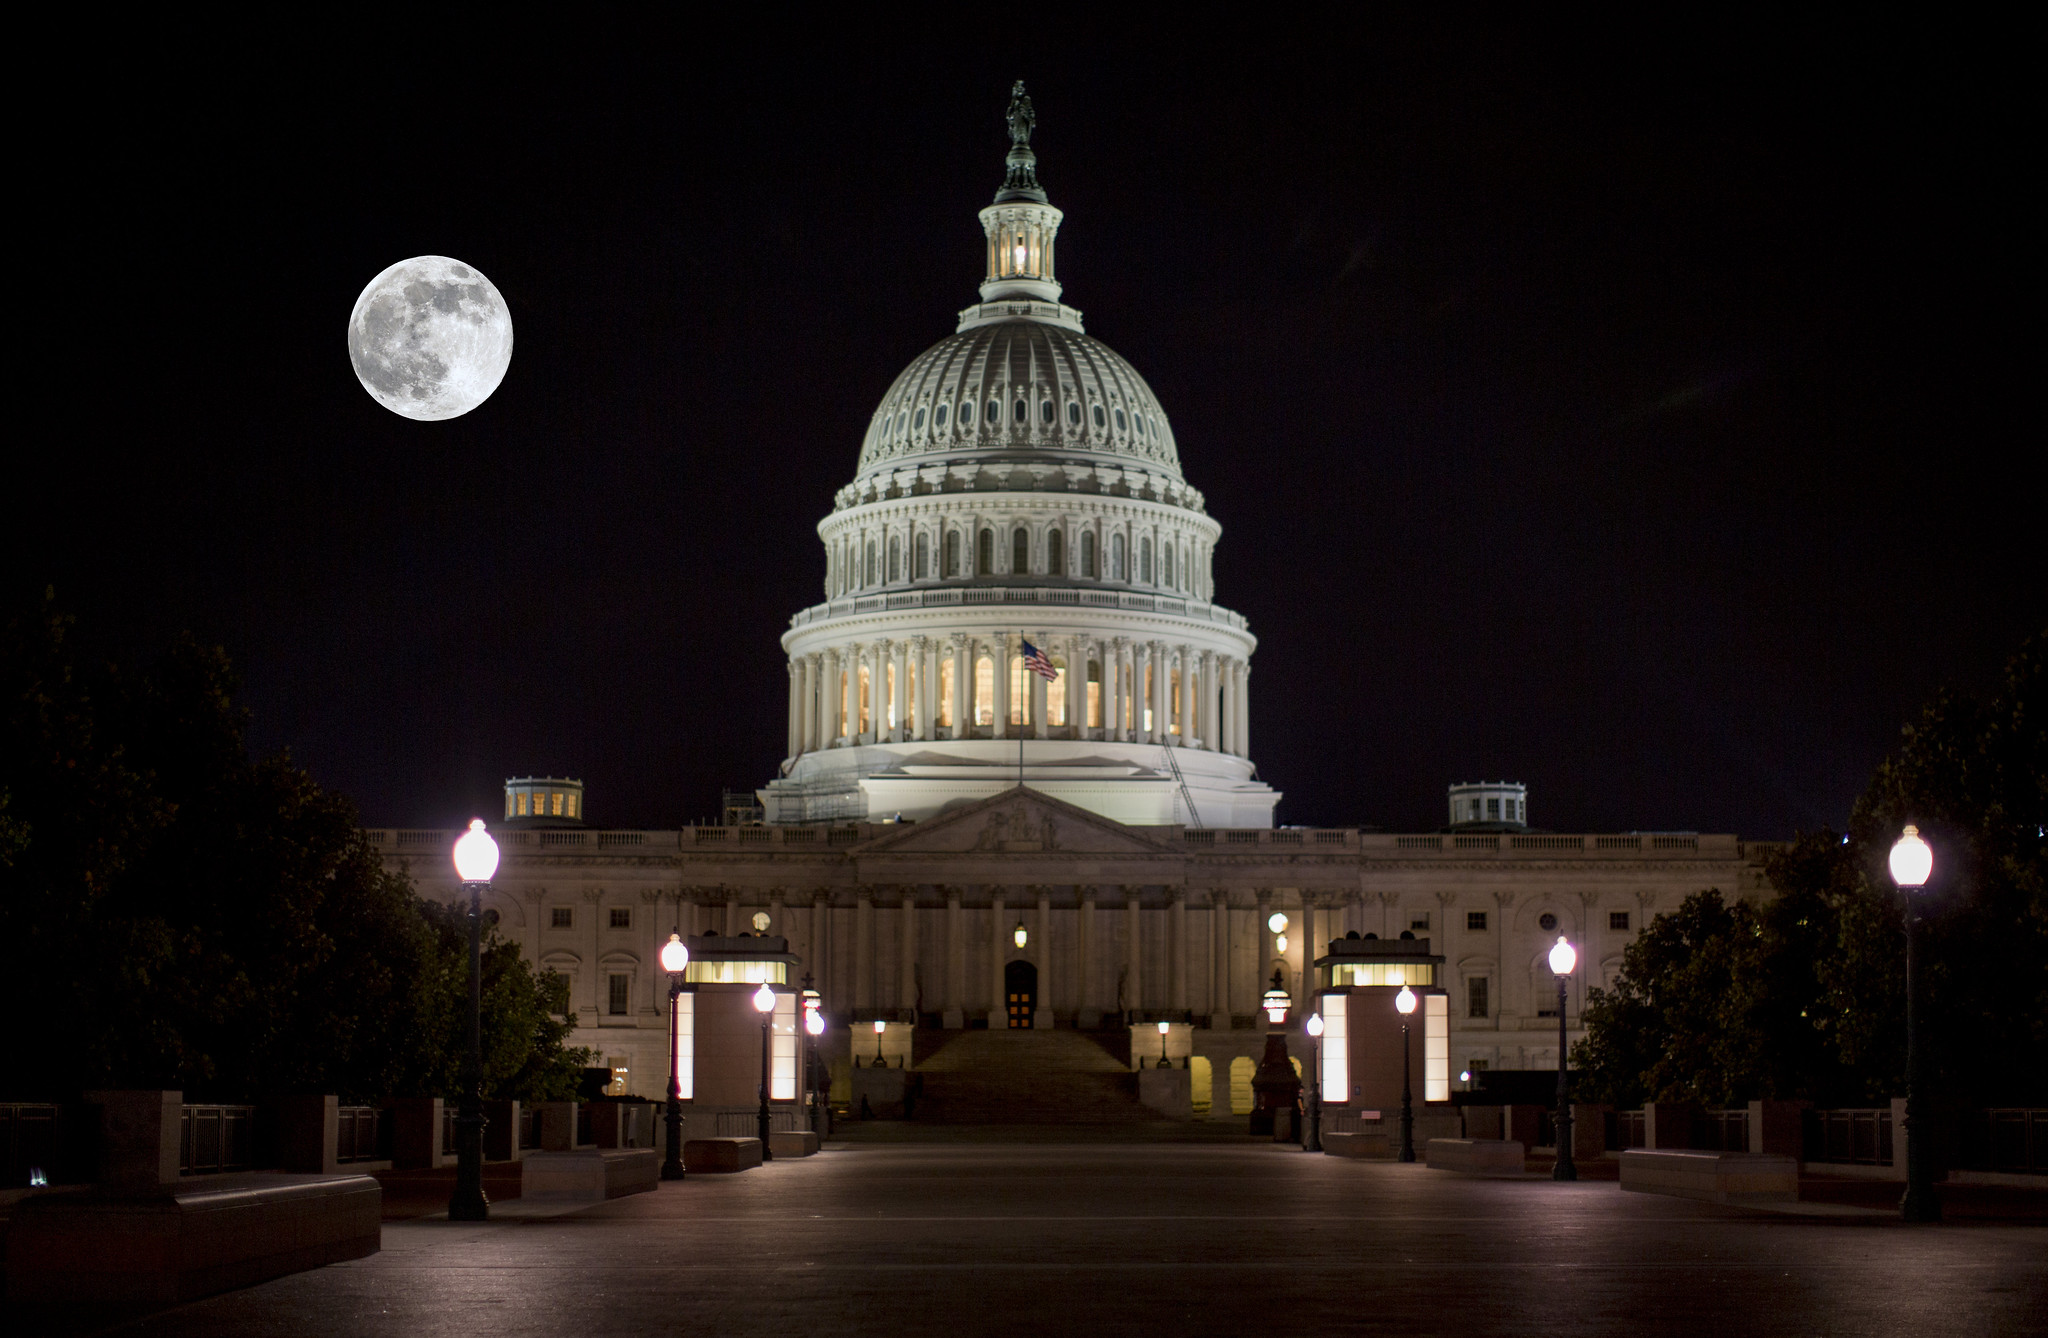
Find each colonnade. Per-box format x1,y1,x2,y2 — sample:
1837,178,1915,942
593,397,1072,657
784,632,1250,761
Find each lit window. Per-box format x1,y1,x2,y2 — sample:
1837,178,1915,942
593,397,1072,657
1610,911,1631,931
516,792,529,816
974,655,994,725
1092,404,1105,428
683,960,788,984
1086,660,1102,727
610,907,631,930
608,974,630,1016
551,907,573,929
1467,977,1489,1019
1467,911,1487,931
565,793,577,818
551,792,563,816
1424,994,1449,1101
857,664,871,734
939,658,955,728
1319,993,1348,1102
934,403,947,428
672,993,694,1099
1322,962,1436,987
1008,656,1032,726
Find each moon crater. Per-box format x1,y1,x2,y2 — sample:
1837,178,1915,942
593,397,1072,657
348,256,512,421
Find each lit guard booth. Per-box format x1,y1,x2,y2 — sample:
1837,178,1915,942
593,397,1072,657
1311,933,1449,1118
674,931,807,1131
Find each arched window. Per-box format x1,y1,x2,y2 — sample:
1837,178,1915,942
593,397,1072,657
1163,540,1174,589
1046,658,1067,726
988,398,1001,424
1087,659,1103,727
1112,533,1125,580
914,533,930,579
1092,404,1106,429
1040,399,1055,424
857,664,871,735
945,529,961,577
978,529,995,576
865,539,878,587
1008,656,1032,726
1066,401,1081,426
934,403,948,428
1012,527,1030,574
888,536,902,583
913,407,925,432
1140,537,1153,583
1080,531,1096,578
1014,397,1027,424
1115,407,1127,432
896,411,907,434
974,655,995,725
938,657,955,728
1047,529,1064,576
961,400,974,426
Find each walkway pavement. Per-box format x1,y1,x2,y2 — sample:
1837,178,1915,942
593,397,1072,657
81,1142,2048,1337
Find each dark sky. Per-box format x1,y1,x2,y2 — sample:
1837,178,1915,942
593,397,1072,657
15,14,2036,836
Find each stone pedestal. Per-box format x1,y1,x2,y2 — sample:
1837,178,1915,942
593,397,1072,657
273,1095,339,1174
683,1137,762,1173
521,1148,658,1200
533,1101,584,1151
385,1098,448,1169
769,1129,820,1158
1747,1099,1810,1158
83,1090,181,1190
482,1099,523,1161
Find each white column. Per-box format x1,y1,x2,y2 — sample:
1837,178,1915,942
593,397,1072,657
951,638,969,738
1135,643,1153,743
1031,632,1049,739
800,654,817,753
890,640,908,743
785,660,800,759
1239,661,1251,760
1066,635,1084,736
821,649,841,746
991,888,1008,1025
1152,642,1170,745
1175,645,1193,747
1035,888,1054,1027
1124,888,1143,1021
1202,650,1219,752
915,637,934,742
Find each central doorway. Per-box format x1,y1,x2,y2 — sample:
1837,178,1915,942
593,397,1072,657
1005,959,1038,1028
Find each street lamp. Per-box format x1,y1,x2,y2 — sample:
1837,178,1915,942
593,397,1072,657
1891,824,1939,1222
1304,1012,1325,1153
658,932,690,1181
1262,975,1291,1026
1395,986,1417,1163
753,982,777,1160
872,1016,887,1067
1548,934,1578,1182
1155,1019,1170,1068
1013,921,1028,949
800,973,828,1138
447,819,499,1221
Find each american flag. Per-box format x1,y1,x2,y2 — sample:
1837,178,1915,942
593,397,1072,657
1020,640,1059,682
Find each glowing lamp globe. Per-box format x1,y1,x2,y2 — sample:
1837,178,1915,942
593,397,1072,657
451,819,500,883
1548,935,1577,977
1267,912,1289,934
1395,986,1417,1016
659,933,690,974
1890,825,1933,889
805,1010,825,1037
1262,986,1290,1025
873,1018,886,1035
1306,1013,1324,1039
1156,1020,1170,1036
752,983,776,1014
1013,922,1028,949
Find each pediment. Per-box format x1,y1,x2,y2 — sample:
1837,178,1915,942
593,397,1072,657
853,786,1177,857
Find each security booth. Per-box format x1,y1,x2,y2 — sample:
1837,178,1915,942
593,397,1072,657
1312,933,1449,1117
672,932,806,1125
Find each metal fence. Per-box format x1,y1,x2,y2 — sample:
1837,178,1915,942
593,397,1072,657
1805,1107,1893,1166
179,1104,256,1175
713,1108,808,1136
336,1106,389,1163
1962,1108,2046,1175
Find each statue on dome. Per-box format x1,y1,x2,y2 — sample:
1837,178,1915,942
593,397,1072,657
1006,81,1035,147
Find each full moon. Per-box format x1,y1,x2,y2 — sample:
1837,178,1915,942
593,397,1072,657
347,256,513,421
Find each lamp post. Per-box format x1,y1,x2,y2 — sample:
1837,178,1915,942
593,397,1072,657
1549,934,1578,1181
1891,825,1939,1222
1395,986,1417,1163
1304,1012,1324,1153
1156,1019,1170,1068
753,982,777,1160
873,1016,888,1067
448,819,498,1221
659,932,690,1181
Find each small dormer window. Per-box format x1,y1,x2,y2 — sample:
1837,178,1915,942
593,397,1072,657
914,407,926,431
1093,404,1105,428
961,401,974,426
1041,399,1054,424
1115,408,1127,432
989,399,1001,424
935,403,948,428
1067,401,1081,426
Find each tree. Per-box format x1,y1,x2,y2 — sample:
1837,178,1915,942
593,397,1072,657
0,589,589,1101
1574,631,2046,1108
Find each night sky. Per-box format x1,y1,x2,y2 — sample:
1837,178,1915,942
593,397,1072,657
15,15,2035,837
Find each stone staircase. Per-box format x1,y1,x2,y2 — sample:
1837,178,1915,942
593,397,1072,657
909,1030,1155,1125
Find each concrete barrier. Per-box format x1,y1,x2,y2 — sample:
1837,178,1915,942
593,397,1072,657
520,1148,659,1200
5,1173,380,1309
1138,1067,1191,1119
1426,1138,1526,1175
684,1137,763,1173
1619,1149,1798,1204
1323,1131,1392,1159
769,1129,819,1158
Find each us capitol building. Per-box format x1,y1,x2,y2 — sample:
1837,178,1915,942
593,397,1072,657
376,88,1775,1118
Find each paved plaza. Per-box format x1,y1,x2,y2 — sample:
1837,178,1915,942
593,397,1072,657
78,1139,2048,1338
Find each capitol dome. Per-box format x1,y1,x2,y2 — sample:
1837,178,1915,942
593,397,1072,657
857,321,1182,478
761,83,1279,831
